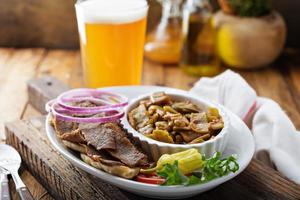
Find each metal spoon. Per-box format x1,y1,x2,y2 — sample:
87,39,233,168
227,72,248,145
0,166,10,200
0,144,34,200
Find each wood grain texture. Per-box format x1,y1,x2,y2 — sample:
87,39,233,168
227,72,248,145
238,50,300,129
276,50,300,122
142,60,165,86
0,48,46,140
164,66,199,90
1,48,300,199
28,76,70,114
19,50,82,199
0,0,78,48
5,118,132,200
37,50,81,87
8,170,50,200
22,50,82,119
239,67,300,129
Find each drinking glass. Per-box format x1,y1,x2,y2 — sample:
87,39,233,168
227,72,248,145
75,0,148,88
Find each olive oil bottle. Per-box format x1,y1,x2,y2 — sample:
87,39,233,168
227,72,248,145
144,0,184,64
180,0,220,76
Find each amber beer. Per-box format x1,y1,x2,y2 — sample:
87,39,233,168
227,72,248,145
75,0,148,88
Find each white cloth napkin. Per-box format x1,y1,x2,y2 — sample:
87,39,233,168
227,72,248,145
189,70,300,184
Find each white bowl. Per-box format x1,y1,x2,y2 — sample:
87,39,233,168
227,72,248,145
121,92,230,161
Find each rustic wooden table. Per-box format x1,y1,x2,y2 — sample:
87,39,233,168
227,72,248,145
0,48,300,199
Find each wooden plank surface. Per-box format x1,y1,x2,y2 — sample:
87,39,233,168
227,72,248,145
5,116,300,200
0,48,46,141
20,50,81,199
1,48,300,199
27,76,70,114
0,0,78,48
5,118,132,200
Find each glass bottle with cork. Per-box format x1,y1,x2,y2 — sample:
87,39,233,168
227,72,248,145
180,0,220,76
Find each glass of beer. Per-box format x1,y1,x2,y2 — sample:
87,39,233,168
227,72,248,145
75,0,148,88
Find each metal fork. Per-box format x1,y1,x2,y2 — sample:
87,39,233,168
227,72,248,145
0,144,34,200
0,166,10,200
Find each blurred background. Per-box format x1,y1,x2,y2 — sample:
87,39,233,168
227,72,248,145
0,0,299,49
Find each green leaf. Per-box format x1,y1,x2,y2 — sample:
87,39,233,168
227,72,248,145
227,0,272,17
187,175,202,185
200,152,239,183
157,161,189,186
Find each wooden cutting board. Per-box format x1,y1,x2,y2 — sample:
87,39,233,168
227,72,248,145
4,76,300,200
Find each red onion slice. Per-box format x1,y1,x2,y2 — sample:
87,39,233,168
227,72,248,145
46,89,128,123
50,102,106,115
57,88,128,111
45,99,56,113
50,102,124,123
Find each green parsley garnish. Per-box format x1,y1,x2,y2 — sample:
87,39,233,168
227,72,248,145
157,152,239,186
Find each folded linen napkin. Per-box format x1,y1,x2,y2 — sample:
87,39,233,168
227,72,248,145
189,70,300,184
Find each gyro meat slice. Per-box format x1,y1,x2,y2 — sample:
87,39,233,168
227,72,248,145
52,117,78,136
150,92,171,105
86,146,122,166
70,100,99,107
81,154,140,179
60,129,85,143
172,101,199,113
109,137,149,167
80,123,117,151
105,123,149,167
62,140,87,154
189,112,210,133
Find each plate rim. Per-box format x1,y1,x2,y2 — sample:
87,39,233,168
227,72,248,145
45,85,255,193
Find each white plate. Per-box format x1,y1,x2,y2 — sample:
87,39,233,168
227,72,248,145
46,86,255,199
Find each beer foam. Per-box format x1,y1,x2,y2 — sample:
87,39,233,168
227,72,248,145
75,0,148,43
75,0,148,24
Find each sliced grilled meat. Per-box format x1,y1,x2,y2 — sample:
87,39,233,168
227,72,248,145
105,123,149,167
86,146,123,166
60,130,85,143
79,123,116,151
52,117,78,136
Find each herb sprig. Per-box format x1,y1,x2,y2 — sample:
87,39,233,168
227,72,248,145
157,152,239,186
227,0,272,17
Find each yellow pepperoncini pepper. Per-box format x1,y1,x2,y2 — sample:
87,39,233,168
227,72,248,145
147,130,174,144
141,148,203,175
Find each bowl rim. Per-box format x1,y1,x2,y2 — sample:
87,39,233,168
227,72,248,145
121,91,230,148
